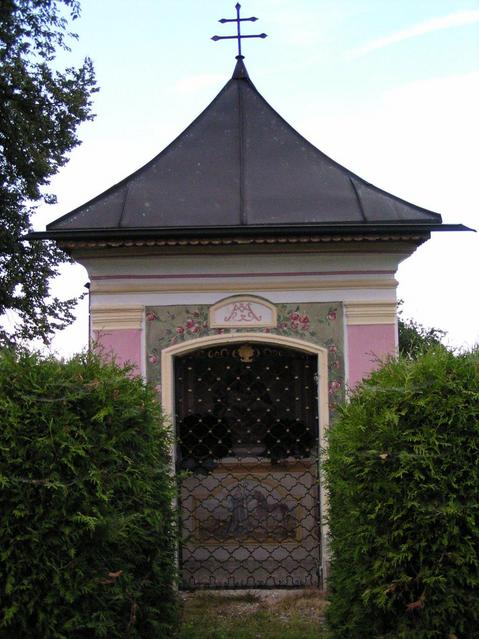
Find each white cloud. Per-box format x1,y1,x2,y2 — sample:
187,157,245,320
348,9,479,58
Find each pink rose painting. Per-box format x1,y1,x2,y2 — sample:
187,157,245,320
328,380,342,395
289,311,310,331
300,314,310,329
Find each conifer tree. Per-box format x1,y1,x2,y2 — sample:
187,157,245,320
398,302,446,358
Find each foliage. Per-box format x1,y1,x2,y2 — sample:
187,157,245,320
398,304,446,358
0,349,177,638
325,347,479,638
0,0,97,345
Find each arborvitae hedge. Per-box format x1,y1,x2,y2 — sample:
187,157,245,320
0,350,177,638
325,347,479,639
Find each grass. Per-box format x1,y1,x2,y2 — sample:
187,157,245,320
178,589,327,639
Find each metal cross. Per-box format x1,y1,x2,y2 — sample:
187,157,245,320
211,3,267,58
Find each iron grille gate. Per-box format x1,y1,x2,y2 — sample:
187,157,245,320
174,342,321,589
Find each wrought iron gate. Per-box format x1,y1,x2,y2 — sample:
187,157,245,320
175,342,321,589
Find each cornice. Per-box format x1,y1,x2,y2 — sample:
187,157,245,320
345,302,397,325
91,306,144,330
90,277,398,294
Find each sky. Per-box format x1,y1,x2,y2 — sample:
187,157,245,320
30,0,479,356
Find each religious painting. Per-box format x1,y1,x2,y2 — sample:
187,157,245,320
192,479,300,544
180,466,319,589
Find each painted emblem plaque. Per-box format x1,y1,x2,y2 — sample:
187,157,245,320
209,296,277,329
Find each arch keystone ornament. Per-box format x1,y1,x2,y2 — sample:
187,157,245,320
209,296,277,329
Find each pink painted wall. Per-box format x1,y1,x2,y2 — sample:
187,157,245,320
93,329,142,373
347,324,397,389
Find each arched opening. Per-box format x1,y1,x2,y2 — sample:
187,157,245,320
161,334,329,589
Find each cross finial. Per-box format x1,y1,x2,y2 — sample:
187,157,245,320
211,3,267,59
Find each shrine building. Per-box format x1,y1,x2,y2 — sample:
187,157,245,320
34,19,466,589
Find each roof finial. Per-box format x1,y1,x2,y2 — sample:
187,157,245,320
211,3,267,59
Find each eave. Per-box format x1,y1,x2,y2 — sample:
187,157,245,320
27,222,470,244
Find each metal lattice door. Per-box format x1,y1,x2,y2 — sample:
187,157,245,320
175,342,320,589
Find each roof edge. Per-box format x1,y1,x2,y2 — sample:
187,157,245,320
27,222,473,242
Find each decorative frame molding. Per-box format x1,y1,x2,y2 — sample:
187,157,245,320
209,295,277,329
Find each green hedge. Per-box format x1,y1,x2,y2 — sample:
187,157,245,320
325,347,479,639
0,350,177,638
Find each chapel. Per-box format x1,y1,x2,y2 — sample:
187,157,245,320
33,8,466,589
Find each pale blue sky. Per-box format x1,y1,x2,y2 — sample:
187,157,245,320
30,0,479,354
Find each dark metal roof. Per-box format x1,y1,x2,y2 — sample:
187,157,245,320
43,58,466,238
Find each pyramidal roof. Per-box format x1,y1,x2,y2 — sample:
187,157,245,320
43,57,463,240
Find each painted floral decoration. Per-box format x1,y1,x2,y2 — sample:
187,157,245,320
146,302,344,414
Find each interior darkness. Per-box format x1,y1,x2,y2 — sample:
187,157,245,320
175,343,319,470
